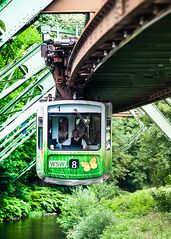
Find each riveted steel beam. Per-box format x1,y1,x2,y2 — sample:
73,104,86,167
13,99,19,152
0,118,35,149
0,0,53,47
0,121,36,162
142,103,171,140
14,158,36,181
67,0,171,112
0,72,55,163
0,72,55,140
0,0,12,12
43,0,104,13
0,43,42,80
0,43,46,99
68,0,164,81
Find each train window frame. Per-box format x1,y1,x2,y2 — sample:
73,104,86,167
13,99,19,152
38,117,43,149
106,117,111,150
48,112,101,151
58,116,69,143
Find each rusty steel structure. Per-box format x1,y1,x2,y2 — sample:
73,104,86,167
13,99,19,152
65,0,171,112
43,0,104,13
42,0,171,112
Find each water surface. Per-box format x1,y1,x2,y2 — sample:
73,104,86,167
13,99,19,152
0,215,65,239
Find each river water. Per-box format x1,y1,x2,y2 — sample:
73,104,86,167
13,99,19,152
0,215,65,239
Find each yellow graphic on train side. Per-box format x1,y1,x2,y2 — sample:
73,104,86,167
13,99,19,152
81,157,97,172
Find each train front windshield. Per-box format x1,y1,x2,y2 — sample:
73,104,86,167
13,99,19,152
48,112,101,151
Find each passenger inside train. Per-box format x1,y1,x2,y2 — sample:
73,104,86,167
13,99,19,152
62,129,87,149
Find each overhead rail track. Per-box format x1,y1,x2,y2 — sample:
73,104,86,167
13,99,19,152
68,0,171,112
0,0,53,47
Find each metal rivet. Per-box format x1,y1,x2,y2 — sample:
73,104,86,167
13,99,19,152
104,50,107,56
112,42,116,48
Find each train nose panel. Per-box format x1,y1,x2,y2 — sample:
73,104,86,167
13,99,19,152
46,154,103,179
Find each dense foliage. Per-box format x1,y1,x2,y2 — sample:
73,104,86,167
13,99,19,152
0,186,64,222
0,24,41,69
57,184,118,239
0,135,36,194
39,14,85,36
111,111,171,191
151,186,171,212
58,184,171,239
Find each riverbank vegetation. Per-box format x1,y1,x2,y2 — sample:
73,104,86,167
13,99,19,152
58,184,171,239
0,13,171,239
56,110,171,238
0,186,65,222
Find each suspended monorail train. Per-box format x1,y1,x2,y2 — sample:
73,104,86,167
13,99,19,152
36,100,112,186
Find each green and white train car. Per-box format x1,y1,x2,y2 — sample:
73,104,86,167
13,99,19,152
36,100,112,186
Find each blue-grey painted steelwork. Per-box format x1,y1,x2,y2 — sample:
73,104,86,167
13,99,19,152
142,104,171,140
0,0,53,47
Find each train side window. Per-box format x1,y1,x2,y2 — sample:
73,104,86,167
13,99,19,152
38,117,43,149
58,117,68,143
75,117,88,142
106,117,111,150
75,114,101,148
48,112,101,151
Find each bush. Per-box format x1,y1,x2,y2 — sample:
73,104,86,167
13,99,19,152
87,182,121,201
30,187,64,213
67,205,115,239
101,213,171,239
105,189,156,218
151,186,171,212
0,197,30,221
57,187,98,230
0,186,65,221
